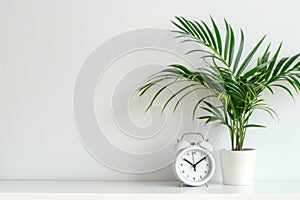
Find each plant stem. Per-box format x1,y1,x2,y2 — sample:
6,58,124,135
230,128,234,150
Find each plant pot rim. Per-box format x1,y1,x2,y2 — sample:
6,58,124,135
220,148,256,152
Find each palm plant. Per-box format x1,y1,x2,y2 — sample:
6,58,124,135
139,16,300,151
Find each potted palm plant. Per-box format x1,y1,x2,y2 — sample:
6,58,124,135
138,16,300,185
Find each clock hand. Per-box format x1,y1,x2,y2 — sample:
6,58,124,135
194,156,206,166
191,151,195,164
183,158,193,166
191,152,197,172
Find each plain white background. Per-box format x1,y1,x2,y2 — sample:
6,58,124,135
1,0,300,181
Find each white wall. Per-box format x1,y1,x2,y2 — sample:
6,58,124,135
1,0,300,181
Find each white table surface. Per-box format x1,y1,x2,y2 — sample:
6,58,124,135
0,180,299,200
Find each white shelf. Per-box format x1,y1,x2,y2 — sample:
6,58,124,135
0,181,299,200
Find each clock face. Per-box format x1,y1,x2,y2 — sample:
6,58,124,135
175,146,215,186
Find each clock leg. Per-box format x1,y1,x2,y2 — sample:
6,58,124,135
205,183,209,188
179,182,184,187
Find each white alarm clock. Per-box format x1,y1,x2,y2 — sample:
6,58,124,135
174,132,215,187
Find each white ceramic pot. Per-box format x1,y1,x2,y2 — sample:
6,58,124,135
220,149,256,186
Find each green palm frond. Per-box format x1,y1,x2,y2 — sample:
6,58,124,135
138,16,300,150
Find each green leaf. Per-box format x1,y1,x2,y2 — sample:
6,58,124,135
289,76,300,92
269,57,289,80
194,21,211,44
201,20,217,50
236,35,266,77
279,53,300,74
139,76,175,96
233,29,245,73
260,43,271,64
169,64,191,74
223,19,230,61
228,25,235,66
173,87,203,112
265,43,282,80
145,80,186,112
189,20,206,41
210,16,222,54
171,20,188,33
242,60,272,80
182,18,200,39
256,106,278,121
185,49,212,55
175,17,193,35
244,124,266,128
192,95,216,119
198,116,220,124
203,101,224,121
161,83,199,113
